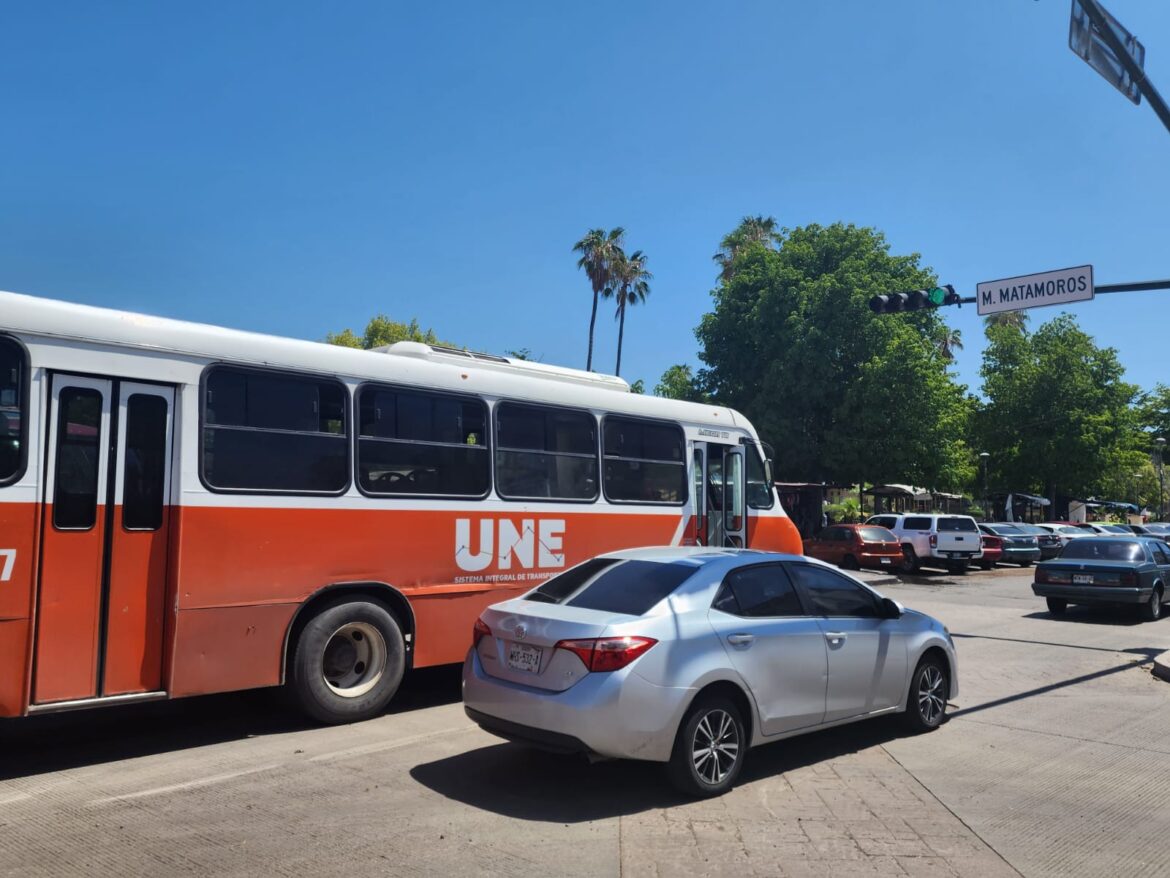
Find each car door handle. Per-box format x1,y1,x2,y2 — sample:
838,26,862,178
824,631,847,644
726,633,755,646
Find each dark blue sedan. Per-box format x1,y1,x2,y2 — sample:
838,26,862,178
1032,537,1170,621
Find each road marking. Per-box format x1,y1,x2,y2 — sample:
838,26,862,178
309,725,472,763
88,763,280,806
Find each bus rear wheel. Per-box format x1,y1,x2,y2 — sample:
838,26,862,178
290,598,406,724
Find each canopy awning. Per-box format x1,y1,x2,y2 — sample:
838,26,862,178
1010,492,1051,506
868,484,931,501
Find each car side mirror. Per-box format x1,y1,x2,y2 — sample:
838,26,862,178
880,597,903,619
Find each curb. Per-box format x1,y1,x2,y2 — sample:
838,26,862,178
1154,651,1170,684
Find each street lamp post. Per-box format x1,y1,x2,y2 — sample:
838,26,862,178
1157,438,1166,521
979,452,990,521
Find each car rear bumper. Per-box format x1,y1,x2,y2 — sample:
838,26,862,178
461,648,693,762
930,549,982,561
1001,548,1041,563
1032,584,1152,604
1038,546,1062,559
859,551,900,568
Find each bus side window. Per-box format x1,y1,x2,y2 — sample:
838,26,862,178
602,416,686,504
0,337,25,485
495,402,597,502
356,384,489,498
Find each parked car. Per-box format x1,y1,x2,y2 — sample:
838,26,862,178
1035,523,1093,547
802,524,902,571
978,533,1003,569
865,513,983,574
463,547,958,797
977,523,1041,566
1143,523,1170,535
1032,536,1170,621
1012,524,1062,559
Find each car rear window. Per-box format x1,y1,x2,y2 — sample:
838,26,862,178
990,524,1023,535
526,558,697,615
903,517,931,530
1059,540,1144,562
858,527,896,543
937,517,977,532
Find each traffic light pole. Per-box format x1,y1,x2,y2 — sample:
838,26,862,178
1078,0,1170,137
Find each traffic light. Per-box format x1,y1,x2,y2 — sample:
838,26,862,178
868,284,961,314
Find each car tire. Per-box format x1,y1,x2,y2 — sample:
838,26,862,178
902,655,949,733
901,546,920,573
1139,586,1163,623
947,563,966,575
841,554,860,571
1046,597,1068,616
667,696,746,798
980,560,995,571
290,598,406,725
1019,561,1032,568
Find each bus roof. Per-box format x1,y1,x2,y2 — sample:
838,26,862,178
0,289,756,435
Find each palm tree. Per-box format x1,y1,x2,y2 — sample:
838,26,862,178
573,227,625,371
935,327,963,360
983,311,1029,331
611,249,652,376
712,215,781,281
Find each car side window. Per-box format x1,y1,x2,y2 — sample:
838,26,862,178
789,564,879,618
1153,543,1170,565
903,516,931,531
713,565,804,617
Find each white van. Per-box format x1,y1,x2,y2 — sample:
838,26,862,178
865,513,983,574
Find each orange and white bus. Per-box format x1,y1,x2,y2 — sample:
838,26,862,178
0,290,801,723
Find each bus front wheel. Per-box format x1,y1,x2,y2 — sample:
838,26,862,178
290,598,406,724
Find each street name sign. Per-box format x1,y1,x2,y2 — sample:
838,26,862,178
977,265,1094,316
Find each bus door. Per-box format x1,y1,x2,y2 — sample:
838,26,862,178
34,375,175,704
692,442,746,548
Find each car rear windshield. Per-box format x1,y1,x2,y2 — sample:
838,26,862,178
937,517,977,532
525,558,697,615
1059,540,1144,562
990,524,1024,535
857,527,896,543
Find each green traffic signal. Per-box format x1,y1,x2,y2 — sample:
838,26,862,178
927,287,946,306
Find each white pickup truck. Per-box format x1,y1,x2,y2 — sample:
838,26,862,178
865,513,983,574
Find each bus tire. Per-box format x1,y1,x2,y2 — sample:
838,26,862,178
290,598,406,725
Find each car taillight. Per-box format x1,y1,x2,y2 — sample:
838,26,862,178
1119,570,1139,586
929,534,938,548
1036,568,1050,583
472,617,491,648
553,636,657,672
1038,568,1071,584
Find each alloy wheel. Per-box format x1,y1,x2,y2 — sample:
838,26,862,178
691,709,740,785
917,665,946,725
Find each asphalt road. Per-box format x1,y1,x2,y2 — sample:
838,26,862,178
1,566,1168,877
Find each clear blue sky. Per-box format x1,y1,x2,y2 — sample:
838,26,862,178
2,1,1168,399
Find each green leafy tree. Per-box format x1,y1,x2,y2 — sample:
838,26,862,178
983,311,1029,331
629,379,645,394
610,248,651,377
326,314,451,349
696,222,972,490
573,227,625,371
654,364,709,402
975,314,1138,503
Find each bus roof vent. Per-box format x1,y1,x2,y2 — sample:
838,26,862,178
375,342,631,392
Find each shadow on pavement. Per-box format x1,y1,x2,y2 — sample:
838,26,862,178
1022,605,1154,626
409,715,909,822
0,664,464,781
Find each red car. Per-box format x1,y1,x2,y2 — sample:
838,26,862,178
803,524,902,570
978,533,1003,570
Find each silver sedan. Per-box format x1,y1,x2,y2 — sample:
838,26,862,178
462,547,958,797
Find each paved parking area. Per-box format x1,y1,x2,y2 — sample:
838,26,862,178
1,568,1168,877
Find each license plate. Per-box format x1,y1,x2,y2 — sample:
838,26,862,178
1072,574,1092,585
507,642,543,673
948,552,964,559
880,558,891,564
